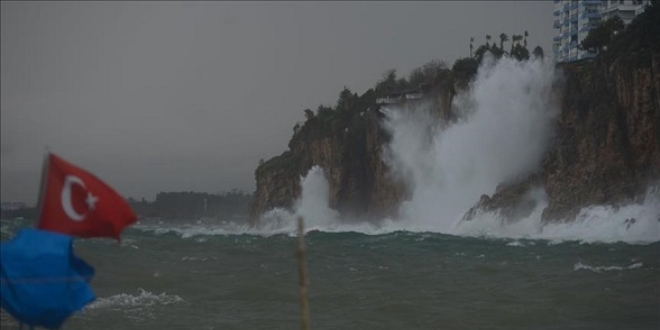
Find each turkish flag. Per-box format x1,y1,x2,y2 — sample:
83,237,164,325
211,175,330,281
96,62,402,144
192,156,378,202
37,153,137,239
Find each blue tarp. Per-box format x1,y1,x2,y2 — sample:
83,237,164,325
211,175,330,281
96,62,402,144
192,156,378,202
1,228,96,329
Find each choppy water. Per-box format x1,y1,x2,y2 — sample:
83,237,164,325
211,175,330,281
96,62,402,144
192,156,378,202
1,218,658,330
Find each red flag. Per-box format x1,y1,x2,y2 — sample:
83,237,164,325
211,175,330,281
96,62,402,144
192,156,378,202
37,153,137,239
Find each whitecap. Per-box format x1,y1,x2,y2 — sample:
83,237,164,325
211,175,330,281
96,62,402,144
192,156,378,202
85,289,183,310
573,262,644,273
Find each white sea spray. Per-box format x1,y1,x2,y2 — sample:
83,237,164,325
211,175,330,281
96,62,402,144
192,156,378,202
85,289,184,310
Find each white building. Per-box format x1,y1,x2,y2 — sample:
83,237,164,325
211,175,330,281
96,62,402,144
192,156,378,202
376,90,423,105
553,0,651,63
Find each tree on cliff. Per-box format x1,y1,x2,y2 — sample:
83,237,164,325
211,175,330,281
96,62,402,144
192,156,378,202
451,57,479,81
603,1,659,58
358,89,376,106
532,46,544,59
336,86,359,112
489,44,505,59
474,43,497,63
499,33,509,52
408,60,448,89
579,16,624,53
316,105,333,116
375,69,398,94
510,34,522,53
511,43,530,61
375,70,410,94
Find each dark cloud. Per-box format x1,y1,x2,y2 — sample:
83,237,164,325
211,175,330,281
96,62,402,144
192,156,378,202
1,1,554,205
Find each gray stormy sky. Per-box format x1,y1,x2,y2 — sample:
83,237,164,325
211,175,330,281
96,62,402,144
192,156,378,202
1,1,554,205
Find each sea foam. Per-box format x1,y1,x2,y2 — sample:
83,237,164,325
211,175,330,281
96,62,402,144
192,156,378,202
85,289,184,310
573,262,644,273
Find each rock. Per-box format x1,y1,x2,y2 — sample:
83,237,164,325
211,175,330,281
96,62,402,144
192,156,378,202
248,107,406,225
250,9,660,225
464,10,660,223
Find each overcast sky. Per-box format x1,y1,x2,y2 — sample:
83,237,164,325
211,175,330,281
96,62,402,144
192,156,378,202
1,1,554,205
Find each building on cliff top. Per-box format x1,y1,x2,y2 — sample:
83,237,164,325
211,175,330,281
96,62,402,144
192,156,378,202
376,90,423,105
552,0,651,63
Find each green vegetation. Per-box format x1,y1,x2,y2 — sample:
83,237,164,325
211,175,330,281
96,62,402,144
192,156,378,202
374,70,408,94
472,32,541,63
578,16,624,54
532,46,544,59
499,33,509,50
256,150,303,177
573,1,658,62
300,87,373,139
600,1,659,60
456,31,542,80
408,60,449,90
451,57,479,83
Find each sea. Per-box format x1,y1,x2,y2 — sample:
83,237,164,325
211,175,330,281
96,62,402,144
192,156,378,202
1,216,658,330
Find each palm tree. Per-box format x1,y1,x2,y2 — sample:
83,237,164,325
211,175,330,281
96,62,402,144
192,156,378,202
532,46,544,59
470,37,475,57
511,35,522,53
486,35,492,47
499,33,509,51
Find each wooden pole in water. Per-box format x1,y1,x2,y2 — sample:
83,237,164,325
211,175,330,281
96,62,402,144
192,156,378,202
297,216,310,330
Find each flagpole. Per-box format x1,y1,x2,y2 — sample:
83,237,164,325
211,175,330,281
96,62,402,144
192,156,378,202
35,147,51,226
296,216,310,330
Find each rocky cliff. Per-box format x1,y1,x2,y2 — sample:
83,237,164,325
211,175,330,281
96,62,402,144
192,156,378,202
464,7,660,222
248,95,407,225
250,6,659,225
248,74,461,225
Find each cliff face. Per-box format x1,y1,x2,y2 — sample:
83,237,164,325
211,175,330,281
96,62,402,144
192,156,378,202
248,106,406,225
540,51,660,221
463,10,660,222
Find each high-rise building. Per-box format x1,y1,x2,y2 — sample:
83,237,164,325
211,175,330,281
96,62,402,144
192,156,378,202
552,0,651,63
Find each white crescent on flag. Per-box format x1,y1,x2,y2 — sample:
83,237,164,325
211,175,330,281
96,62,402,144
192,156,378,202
60,175,87,222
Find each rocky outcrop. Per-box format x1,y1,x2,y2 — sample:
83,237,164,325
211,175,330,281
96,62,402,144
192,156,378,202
248,103,407,225
462,174,545,223
464,7,660,222
248,65,464,225
251,6,659,225
539,52,660,221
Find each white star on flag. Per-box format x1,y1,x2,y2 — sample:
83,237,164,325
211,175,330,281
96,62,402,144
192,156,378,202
85,193,99,211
